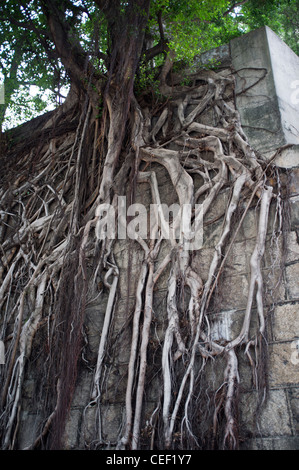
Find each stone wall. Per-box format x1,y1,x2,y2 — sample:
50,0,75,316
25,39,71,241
75,27,299,450
17,27,299,451
229,25,299,450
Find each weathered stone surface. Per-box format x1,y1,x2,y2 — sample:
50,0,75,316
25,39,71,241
224,239,254,276
18,411,42,450
71,370,94,407
63,408,82,449
81,402,124,445
289,168,299,195
231,27,299,156
290,196,299,229
274,145,299,169
195,43,231,69
286,262,299,299
269,342,299,386
210,309,247,342
100,404,124,441
210,272,250,311
263,266,286,306
288,388,299,435
273,302,299,341
241,436,299,450
240,389,293,437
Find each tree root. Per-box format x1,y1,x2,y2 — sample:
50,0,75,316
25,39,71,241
0,67,283,450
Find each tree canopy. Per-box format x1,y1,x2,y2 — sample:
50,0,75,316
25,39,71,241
0,0,298,131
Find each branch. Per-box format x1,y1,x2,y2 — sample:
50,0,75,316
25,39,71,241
38,0,103,103
144,9,169,62
144,40,169,62
1,16,52,39
223,0,249,16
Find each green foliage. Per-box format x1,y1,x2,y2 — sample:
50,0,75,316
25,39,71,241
135,53,164,98
235,0,299,55
148,0,232,63
4,85,53,129
0,0,75,130
0,0,298,130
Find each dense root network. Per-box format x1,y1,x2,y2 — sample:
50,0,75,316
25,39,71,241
0,66,285,450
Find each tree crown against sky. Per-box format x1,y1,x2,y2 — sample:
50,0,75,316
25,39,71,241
0,0,298,130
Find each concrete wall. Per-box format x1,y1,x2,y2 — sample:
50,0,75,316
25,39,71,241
229,30,299,448
197,27,299,450
230,26,299,158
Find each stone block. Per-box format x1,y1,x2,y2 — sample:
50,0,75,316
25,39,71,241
191,247,214,282
203,188,230,224
269,342,299,386
114,329,133,364
273,302,299,342
240,389,292,437
63,408,82,449
288,387,299,434
262,266,286,306
224,239,254,276
235,208,259,242
210,272,250,311
114,239,145,271
286,262,299,299
210,309,245,342
17,411,42,450
195,43,231,69
117,262,144,301
100,404,124,441
289,168,299,194
274,145,299,169
112,297,136,332
103,363,129,402
82,402,124,444
195,351,227,391
202,220,224,249
290,196,299,229
230,27,299,156
241,436,299,450
71,370,94,407
85,297,109,358
262,234,283,270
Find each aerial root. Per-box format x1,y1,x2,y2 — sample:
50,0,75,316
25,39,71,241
0,68,279,450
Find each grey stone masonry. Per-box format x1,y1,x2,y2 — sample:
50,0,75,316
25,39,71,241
25,27,298,451
227,27,299,450
68,28,299,450
230,26,299,159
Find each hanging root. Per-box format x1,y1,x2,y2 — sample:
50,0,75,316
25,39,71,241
115,69,277,450
0,66,282,450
